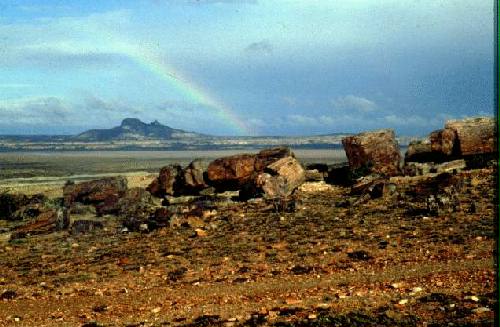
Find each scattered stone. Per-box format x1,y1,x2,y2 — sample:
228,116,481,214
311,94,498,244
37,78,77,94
472,307,491,314
305,169,324,181
347,250,372,261
71,220,104,235
0,290,17,300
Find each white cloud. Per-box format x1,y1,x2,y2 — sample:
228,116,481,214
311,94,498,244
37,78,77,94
332,95,377,112
0,96,71,124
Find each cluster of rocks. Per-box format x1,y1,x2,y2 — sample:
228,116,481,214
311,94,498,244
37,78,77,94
1,116,494,237
146,147,305,200
405,117,495,166
340,117,496,216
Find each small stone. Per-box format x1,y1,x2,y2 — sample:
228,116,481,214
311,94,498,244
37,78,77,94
410,287,423,295
472,307,491,314
398,299,408,305
195,229,207,237
71,243,79,248
151,307,161,313
465,295,480,302
308,314,317,319
121,227,129,233
391,282,403,289
139,224,148,232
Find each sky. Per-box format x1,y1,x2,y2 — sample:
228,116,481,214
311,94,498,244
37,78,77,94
0,0,495,136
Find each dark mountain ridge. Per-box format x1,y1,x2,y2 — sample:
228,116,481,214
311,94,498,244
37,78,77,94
74,118,204,141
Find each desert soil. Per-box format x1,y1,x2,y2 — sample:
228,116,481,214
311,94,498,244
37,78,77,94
0,168,496,326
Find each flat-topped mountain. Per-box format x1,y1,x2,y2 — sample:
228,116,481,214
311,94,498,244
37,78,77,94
74,118,204,141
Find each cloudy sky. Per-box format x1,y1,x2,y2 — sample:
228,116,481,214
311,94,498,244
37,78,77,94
0,0,494,136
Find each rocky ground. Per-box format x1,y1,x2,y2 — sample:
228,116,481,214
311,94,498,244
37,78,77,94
0,117,496,327
0,166,496,326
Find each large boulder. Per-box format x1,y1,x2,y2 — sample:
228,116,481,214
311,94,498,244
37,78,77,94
206,147,292,191
342,129,402,177
96,187,155,217
206,154,256,190
0,193,51,221
405,140,435,163
146,165,183,197
444,117,496,156
182,159,207,194
63,177,128,208
406,117,496,167
252,157,306,199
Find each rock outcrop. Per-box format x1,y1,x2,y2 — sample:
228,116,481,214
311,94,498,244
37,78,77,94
342,129,402,177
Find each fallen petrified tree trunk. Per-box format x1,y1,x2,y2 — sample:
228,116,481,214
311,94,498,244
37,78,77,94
444,117,496,156
342,129,402,177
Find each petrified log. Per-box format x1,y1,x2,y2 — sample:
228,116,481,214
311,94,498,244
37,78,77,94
256,157,306,198
342,129,402,177
444,117,496,156
206,147,292,191
146,165,183,197
182,159,207,194
206,154,256,190
63,177,128,207
405,140,437,163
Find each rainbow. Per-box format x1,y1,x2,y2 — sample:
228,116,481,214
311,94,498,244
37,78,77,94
110,41,252,135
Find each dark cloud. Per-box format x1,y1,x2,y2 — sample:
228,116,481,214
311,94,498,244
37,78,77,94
245,40,273,55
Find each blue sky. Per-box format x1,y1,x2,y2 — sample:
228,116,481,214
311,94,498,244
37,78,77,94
0,0,494,136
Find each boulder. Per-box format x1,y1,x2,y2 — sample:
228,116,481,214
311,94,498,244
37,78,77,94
444,117,496,156
97,187,155,217
427,117,495,162
256,157,306,198
0,193,51,221
10,209,58,238
342,129,402,177
206,154,256,190
305,169,324,182
206,147,292,191
182,159,207,194
146,165,183,197
63,177,128,208
325,163,351,186
405,140,435,163
254,147,293,171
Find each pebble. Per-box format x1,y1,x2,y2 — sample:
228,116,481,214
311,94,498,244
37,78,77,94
139,224,148,232
195,229,207,237
398,299,408,305
472,307,490,314
308,314,317,319
410,287,423,295
465,295,479,302
151,307,161,313
391,282,403,289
